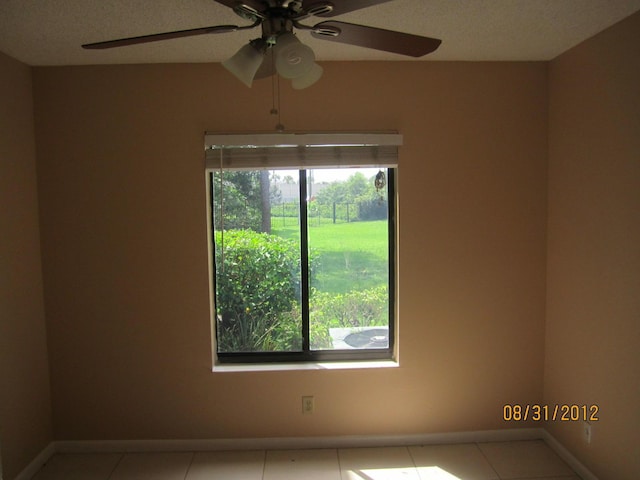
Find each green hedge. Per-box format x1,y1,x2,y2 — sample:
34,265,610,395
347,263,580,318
214,229,388,352
310,285,388,330
214,229,303,352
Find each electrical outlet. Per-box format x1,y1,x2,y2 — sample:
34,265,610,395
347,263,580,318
302,396,314,414
583,421,592,444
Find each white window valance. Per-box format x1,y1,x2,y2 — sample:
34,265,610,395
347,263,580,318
204,132,402,171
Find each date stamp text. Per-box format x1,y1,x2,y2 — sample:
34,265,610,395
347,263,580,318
503,404,599,422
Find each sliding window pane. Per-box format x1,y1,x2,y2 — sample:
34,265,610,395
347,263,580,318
306,168,390,350
212,170,302,353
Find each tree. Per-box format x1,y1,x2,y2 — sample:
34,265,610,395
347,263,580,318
313,171,387,221
315,172,370,204
260,170,271,233
212,170,279,233
344,172,369,201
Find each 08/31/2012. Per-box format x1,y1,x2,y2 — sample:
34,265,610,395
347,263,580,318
503,404,599,422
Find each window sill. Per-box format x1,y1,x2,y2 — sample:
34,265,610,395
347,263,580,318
212,359,399,373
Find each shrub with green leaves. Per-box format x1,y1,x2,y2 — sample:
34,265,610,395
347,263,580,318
214,229,386,352
214,229,303,352
310,285,389,330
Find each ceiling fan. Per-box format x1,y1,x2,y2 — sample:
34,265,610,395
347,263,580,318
82,0,442,89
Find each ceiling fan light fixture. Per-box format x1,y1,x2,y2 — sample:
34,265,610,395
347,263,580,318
222,39,267,87
274,32,316,79
81,1,443,89
291,62,323,90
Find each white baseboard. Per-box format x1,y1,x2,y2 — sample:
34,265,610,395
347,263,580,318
19,428,597,480
541,430,599,480
13,443,56,480
54,428,544,453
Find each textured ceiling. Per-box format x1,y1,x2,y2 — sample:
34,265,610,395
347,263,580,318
1,0,640,66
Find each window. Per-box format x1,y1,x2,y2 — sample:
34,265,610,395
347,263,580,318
205,133,401,364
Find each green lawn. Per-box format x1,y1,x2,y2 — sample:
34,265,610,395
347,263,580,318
272,219,388,294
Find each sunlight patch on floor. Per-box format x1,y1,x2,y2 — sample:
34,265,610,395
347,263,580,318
416,466,464,479
345,465,461,479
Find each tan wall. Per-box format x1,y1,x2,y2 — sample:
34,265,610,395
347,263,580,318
33,61,547,441
546,11,640,480
0,51,52,479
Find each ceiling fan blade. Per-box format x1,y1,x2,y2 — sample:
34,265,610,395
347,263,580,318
212,0,266,10
305,0,393,17
311,21,441,57
82,24,240,49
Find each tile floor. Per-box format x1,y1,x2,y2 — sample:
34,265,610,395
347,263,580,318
31,439,581,480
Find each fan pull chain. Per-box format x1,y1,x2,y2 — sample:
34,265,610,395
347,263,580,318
271,60,285,132
219,148,225,274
